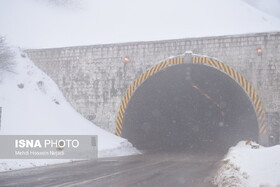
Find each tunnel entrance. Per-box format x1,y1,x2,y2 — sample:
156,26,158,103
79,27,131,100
121,63,259,153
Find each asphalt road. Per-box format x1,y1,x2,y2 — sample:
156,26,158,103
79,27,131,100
0,151,221,187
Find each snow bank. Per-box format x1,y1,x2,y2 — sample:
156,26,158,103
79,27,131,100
0,0,280,48
0,48,139,172
214,141,280,187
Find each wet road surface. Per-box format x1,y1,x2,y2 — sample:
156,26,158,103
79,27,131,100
0,152,221,187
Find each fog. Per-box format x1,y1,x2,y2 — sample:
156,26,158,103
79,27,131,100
1,0,280,48
122,64,259,154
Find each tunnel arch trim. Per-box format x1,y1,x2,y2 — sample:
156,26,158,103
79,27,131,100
192,56,266,135
115,55,267,136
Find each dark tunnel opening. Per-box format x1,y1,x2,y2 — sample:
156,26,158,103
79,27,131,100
122,64,259,154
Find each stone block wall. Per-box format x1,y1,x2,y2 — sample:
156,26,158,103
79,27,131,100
26,32,280,134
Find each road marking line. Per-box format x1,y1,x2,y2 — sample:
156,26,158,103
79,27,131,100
52,161,164,187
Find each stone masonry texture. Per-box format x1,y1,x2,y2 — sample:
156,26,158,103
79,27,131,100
25,32,280,142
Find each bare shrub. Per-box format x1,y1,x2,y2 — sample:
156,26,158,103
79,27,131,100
48,0,77,6
0,36,15,75
36,0,82,8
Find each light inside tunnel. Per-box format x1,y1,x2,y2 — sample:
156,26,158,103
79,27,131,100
121,63,259,153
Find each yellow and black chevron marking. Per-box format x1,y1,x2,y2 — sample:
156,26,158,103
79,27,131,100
192,56,267,134
115,56,183,136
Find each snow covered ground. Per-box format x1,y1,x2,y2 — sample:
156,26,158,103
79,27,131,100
0,0,280,49
242,0,280,18
1,0,280,182
0,46,139,172
214,141,280,187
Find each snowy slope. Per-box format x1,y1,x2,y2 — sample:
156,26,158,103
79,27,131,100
0,47,139,172
242,0,280,18
0,0,280,48
214,141,280,187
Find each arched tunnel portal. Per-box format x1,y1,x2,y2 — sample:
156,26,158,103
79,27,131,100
115,55,267,154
